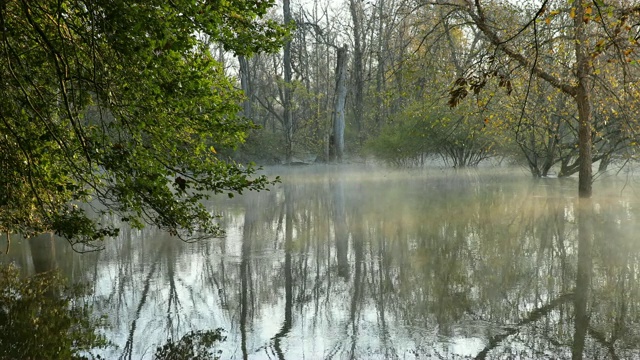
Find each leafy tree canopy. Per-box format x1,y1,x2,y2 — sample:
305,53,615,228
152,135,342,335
0,0,286,247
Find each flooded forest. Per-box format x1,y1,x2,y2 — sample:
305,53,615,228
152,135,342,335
7,167,640,359
3,0,640,359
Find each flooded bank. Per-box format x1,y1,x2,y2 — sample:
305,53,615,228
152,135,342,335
4,165,640,359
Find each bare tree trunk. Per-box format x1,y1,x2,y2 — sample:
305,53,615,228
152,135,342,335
333,45,348,162
238,55,252,119
283,0,293,163
374,0,386,128
574,1,592,198
349,0,365,144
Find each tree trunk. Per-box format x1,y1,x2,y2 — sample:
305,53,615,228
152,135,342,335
574,1,592,198
464,1,594,197
576,87,592,198
238,55,252,119
333,45,348,162
374,0,386,128
349,0,365,144
283,0,293,163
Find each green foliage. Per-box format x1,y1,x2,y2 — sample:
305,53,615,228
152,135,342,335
0,264,109,359
366,98,502,167
0,0,286,246
364,114,428,166
235,129,285,165
154,329,225,360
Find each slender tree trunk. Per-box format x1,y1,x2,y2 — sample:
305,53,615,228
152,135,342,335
238,55,252,119
576,88,592,198
574,1,592,198
572,5,593,357
374,0,386,128
283,0,293,163
349,0,365,144
333,45,348,162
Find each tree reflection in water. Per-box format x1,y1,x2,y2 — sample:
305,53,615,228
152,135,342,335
5,166,640,359
0,234,108,359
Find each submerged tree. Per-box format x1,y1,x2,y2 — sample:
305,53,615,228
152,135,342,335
445,0,640,197
0,0,286,246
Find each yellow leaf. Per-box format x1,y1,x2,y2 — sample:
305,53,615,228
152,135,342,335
570,7,576,19
585,6,592,15
210,146,217,154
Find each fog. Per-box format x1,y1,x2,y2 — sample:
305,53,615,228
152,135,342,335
6,165,640,359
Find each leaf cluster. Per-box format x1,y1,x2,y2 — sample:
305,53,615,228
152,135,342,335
0,0,285,245
449,68,513,109
153,329,226,360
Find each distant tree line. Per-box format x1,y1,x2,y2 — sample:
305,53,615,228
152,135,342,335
233,0,640,198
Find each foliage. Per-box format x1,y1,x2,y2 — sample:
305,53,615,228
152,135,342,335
497,78,634,177
454,21,640,178
443,0,640,195
366,94,503,167
0,0,286,246
364,105,429,166
0,264,109,359
234,129,284,165
154,329,225,360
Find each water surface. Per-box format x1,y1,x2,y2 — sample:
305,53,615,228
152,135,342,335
7,166,640,359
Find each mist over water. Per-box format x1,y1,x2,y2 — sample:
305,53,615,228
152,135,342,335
6,165,640,359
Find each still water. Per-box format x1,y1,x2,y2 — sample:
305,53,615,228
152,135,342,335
7,166,640,359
